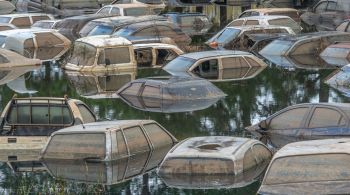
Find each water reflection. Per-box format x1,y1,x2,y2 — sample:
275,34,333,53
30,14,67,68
0,62,348,193
0,66,40,86
44,147,170,185
65,70,136,99
325,66,350,97
7,161,45,173
321,57,350,67
160,161,269,189
119,95,223,113
262,54,336,70
117,76,226,113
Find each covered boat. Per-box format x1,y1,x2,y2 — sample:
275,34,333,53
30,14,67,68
41,120,177,161
158,136,271,175
64,35,136,72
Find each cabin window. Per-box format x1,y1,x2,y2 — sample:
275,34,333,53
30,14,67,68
143,123,173,148
252,144,271,163
326,1,337,11
110,7,120,15
119,82,143,96
163,56,196,72
32,106,49,124
97,7,111,14
260,40,294,56
265,154,350,185
268,18,299,32
124,149,149,178
245,57,261,67
69,42,96,66
308,108,345,128
9,105,30,123
115,158,128,181
89,25,114,36
245,67,261,78
250,12,259,16
291,41,321,55
32,16,50,23
0,17,10,23
123,126,150,153
99,47,131,66
36,21,54,29
23,38,35,58
216,28,241,44
116,131,128,156
192,59,218,79
221,68,245,79
11,17,30,28
79,22,98,37
23,38,34,48
179,16,197,26
243,148,257,170
269,108,308,130
245,20,259,25
156,49,177,65
222,57,249,68
44,133,106,159
124,8,149,16
76,104,95,123
7,104,73,125
143,97,161,108
158,26,178,38
0,54,9,64
142,85,161,99
135,48,153,67
98,75,131,92
229,20,244,27
35,32,63,47
314,2,327,13
134,27,157,36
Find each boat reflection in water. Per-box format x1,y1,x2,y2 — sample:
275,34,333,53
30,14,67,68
159,161,269,189
65,70,136,99
325,65,350,97
0,66,40,94
0,149,45,173
42,147,171,185
262,54,336,70
117,76,226,113
250,130,350,152
118,95,223,113
0,66,40,86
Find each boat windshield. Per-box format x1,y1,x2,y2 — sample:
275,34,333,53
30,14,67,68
88,25,114,36
260,40,294,56
164,56,196,72
215,28,241,44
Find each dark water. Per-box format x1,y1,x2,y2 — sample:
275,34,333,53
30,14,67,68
0,61,347,194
